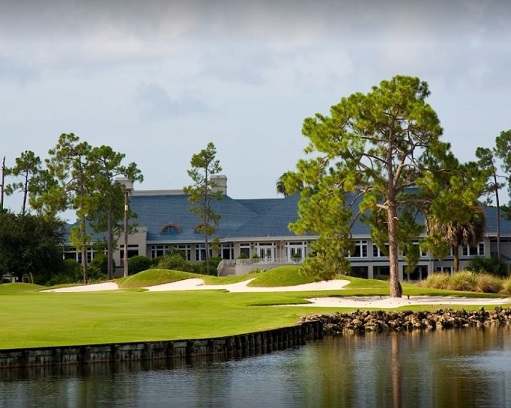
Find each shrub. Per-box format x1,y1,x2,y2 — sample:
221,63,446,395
467,256,508,277
475,273,503,293
500,277,511,296
448,271,477,292
128,255,152,274
88,254,109,282
249,268,266,275
420,273,451,289
46,259,83,286
157,253,195,272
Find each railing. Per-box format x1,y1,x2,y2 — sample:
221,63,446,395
236,257,303,266
217,258,303,276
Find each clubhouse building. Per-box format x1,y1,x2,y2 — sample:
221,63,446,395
64,175,511,280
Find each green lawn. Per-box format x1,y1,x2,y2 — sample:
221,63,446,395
0,268,509,350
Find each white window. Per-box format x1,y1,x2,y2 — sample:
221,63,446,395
195,244,211,261
402,241,428,258
221,243,234,260
239,243,250,258
349,240,368,258
462,242,485,256
173,244,191,261
372,243,389,258
286,241,308,262
151,245,169,258
255,243,276,261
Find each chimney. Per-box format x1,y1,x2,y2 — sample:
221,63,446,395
211,175,227,195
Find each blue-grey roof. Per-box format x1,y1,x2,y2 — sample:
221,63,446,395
129,194,305,242
66,192,511,244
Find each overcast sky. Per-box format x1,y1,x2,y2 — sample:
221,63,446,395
1,0,510,216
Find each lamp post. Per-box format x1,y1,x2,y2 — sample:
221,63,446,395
118,177,133,278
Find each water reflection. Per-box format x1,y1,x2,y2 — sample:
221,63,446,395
1,327,510,407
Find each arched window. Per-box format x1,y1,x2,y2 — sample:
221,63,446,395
193,223,213,234
160,223,183,234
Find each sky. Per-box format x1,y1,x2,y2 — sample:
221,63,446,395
1,0,510,217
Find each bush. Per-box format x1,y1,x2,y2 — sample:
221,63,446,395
475,273,503,293
500,277,511,295
88,254,109,282
46,259,83,286
448,271,477,292
157,253,195,272
249,268,266,275
420,273,451,289
467,256,508,277
128,255,152,274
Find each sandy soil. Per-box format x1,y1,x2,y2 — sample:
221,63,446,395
43,279,511,308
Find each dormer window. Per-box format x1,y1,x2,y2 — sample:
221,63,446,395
160,223,183,234
193,223,213,234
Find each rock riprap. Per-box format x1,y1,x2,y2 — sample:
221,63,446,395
301,307,511,335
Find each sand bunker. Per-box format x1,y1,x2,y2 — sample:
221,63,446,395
43,279,511,308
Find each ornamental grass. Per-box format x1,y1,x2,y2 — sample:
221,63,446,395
500,277,511,296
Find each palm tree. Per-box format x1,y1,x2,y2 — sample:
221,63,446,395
426,204,486,272
276,175,288,196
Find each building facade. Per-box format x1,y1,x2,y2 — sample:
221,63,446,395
64,176,511,280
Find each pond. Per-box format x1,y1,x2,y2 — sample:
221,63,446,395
1,327,510,407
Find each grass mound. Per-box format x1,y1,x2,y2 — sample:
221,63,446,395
247,266,318,287
118,269,200,289
0,283,44,294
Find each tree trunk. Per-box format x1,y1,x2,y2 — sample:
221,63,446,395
453,245,459,273
81,216,88,283
107,209,114,280
494,172,501,259
387,201,402,298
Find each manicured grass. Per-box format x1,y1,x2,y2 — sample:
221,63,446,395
0,269,510,350
117,269,252,289
0,283,43,294
246,266,324,287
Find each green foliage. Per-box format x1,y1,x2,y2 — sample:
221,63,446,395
421,271,505,294
0,211,65,284
4,150,42,216
475,274,503,294
449,271,478,292
495,129,511,202
467,256,508,277
206,257,222,275
88,254,109,282
46,259,82,286
184,142,223,272
419,273,451,290
248,268,266,275
128,255,152,274
420,158,487,272
284,75,452,297
39,133,143,282
500,277,511,295
157,253,196,273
